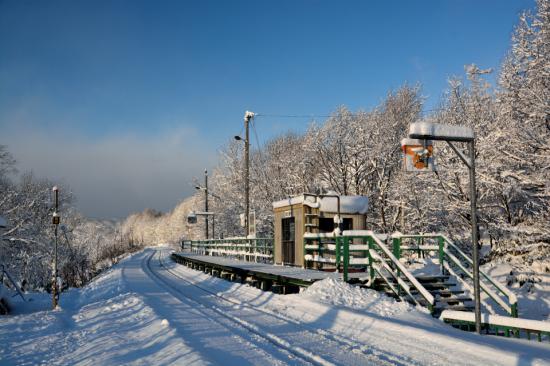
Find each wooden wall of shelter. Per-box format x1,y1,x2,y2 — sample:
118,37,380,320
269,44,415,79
273,201,366,267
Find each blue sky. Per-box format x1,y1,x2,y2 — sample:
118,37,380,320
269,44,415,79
0,0,533,218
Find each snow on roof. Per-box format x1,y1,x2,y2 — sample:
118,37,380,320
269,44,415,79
400,137,432,146
409,122,474,142
273,195,368,214
0,216,7,228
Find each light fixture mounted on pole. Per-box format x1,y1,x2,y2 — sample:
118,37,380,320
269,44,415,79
407,121,482,334
235,110,254,238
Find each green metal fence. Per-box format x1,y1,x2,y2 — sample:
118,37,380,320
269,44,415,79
182,238,274,263
391,233,518,318
304,230,436,312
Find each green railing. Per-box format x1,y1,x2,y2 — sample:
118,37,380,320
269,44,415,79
391,233,518,317
182,238,274,263
303,232,370,276
304,230,435,312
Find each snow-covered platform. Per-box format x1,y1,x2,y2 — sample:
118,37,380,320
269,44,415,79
172,252,341,288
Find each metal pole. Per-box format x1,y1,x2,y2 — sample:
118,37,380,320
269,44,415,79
52,187,59,309
205,169,209,239
336,195,342,233
468,140,481,334
244,113,251,238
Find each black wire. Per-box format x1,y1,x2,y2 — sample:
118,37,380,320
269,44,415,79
255,108,443,120
255,113,330,118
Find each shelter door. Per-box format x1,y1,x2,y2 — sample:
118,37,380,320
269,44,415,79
282,217,295,265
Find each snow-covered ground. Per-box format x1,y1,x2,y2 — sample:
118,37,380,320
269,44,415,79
1,247,549,365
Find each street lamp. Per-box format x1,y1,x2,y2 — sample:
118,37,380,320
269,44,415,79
194,171,223,239
408,121,482,334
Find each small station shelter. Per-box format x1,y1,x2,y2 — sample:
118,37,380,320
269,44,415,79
272,194,369,267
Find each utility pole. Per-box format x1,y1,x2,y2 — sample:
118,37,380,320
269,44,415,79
244,111,252,238
51,186,60,309
235,111,254,238
204,169,209,240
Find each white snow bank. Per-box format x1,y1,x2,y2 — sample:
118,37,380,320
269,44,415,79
299,278,411,317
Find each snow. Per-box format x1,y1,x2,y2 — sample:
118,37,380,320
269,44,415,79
441,310,550,333
1,247,549,366
400,137,433,146
0,215,6,228
272,195,369,214
303,232,334,239
177,252,340,281
482,261,550,321
409,121,475,141
301,278,411,317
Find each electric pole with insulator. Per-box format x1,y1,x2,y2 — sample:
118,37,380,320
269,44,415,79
51,186,60,309
235,110,254,238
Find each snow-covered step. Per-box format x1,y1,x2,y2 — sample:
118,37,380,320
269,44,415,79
435,295,473,303
434,304,475,313
414,275,450,283
419,281,458,290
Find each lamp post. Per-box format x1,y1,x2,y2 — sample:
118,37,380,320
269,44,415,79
408,121,481,334
195,179,222,239
235,110,254,237
51,186,60,309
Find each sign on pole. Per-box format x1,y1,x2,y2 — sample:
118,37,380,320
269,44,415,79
401,138,435,172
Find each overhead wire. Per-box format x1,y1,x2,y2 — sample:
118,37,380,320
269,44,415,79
255,108,443,120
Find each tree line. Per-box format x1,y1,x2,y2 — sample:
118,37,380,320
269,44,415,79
209,0,549,263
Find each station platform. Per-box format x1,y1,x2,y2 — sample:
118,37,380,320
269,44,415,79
171,252,342,288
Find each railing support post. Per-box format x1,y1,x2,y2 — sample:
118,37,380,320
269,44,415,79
392,237,401,260
438,236,445,274
335,236,341,272
367,236,375,283
343,236,349,282
511,303,518,318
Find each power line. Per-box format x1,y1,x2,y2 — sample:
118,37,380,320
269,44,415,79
255,108,445,120
255,113,331,119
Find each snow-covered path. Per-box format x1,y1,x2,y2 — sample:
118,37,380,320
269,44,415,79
1,247,549,366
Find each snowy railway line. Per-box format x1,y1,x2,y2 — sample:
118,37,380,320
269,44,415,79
146,248,402,366
2,247,550,366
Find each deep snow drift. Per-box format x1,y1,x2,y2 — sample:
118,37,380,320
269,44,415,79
1,247,549,366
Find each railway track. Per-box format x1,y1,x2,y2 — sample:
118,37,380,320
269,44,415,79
143,249,333,366
148,248,415,366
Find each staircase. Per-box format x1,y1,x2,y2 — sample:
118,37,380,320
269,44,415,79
373,274,474,317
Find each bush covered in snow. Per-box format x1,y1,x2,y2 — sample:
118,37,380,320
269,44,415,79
0,148,149,291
